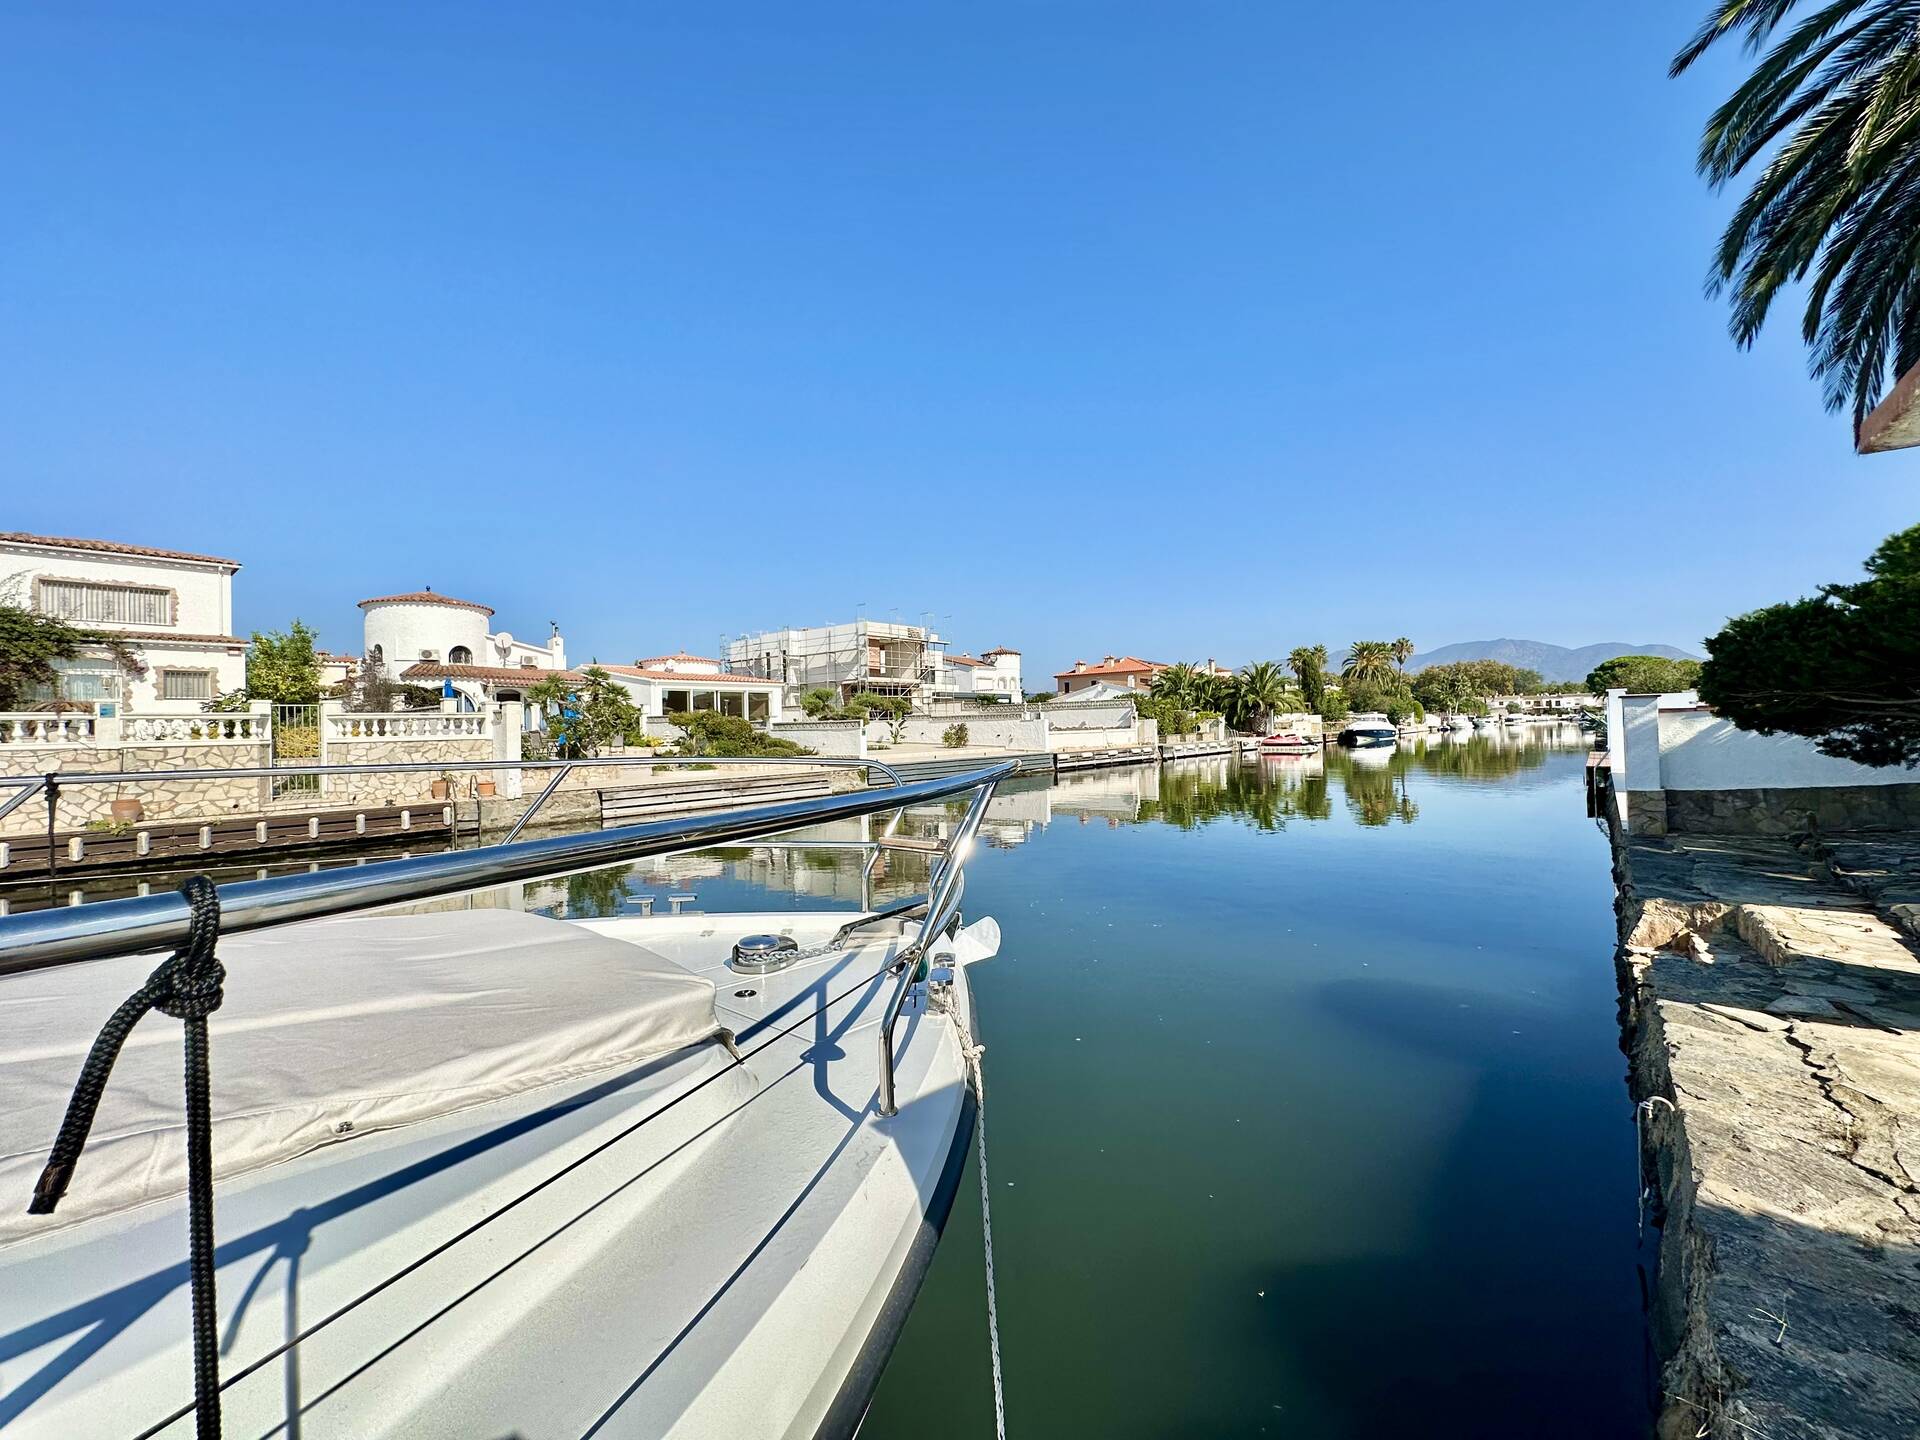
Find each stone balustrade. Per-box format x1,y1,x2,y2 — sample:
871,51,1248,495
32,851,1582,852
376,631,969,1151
0,714,98,746
327,712,490,741
121,714,269,743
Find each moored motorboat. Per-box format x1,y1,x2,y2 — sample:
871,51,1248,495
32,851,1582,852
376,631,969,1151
0,761,1014,1440
1258,732,1318,755
1338,713,1398,747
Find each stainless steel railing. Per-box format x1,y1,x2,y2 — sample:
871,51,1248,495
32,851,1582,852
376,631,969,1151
875,774,1001,1115
0,754,905,878
0,757,1012,1120
0,760,1013,973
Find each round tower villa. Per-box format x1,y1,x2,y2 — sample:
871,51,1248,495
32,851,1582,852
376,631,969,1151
357,589,567,675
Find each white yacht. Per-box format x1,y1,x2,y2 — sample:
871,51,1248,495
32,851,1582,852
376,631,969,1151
0,760,1013,1440
1338,713,1398,748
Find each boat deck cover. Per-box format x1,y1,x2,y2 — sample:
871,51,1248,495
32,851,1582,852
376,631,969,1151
0,909,722,1245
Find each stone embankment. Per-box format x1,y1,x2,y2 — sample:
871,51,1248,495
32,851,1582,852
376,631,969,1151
1610,826,1920,1439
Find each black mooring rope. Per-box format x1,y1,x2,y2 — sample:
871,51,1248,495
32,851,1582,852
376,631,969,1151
29,875,227,1439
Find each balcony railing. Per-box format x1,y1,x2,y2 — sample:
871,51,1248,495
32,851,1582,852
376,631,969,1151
122,715,269,744
327,712,490,740
0,714,98,747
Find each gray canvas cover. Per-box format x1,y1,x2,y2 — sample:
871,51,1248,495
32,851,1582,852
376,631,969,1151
0,909,722,1244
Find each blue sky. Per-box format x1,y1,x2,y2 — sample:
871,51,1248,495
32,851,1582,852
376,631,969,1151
4,2,1913,684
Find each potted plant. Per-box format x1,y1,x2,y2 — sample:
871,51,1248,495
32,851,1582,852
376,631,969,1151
475,778,497,798
109,786,144,824
430,771,454,800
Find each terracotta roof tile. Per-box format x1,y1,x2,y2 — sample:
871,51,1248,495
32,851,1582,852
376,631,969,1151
401,662,581,683
0,531,240,569
1054,656,1165,680
981,646,1020,657
95,630,248,647
636,652,719,666
358,591,496,616
600,665,781,685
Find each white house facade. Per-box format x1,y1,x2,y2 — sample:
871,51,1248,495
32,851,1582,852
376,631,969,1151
360,590,567,675
601,655,784,725
940,647,1022,699
2,531,247,714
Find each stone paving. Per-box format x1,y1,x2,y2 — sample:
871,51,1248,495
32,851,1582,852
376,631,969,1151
1614,831,1920,1440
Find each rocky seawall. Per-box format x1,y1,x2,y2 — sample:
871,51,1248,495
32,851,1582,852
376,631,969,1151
1607,819,1920,1438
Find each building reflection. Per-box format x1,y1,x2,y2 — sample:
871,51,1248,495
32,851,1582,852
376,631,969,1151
0,727,1592,915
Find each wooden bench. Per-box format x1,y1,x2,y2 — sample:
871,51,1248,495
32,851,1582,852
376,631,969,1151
598,771,835,828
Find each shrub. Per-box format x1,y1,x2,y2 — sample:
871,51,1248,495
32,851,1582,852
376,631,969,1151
669,711,814,757
274,724,321,759
800,687,840,718
941,722,969,748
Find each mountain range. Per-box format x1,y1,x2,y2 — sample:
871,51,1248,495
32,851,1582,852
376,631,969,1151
1403,639,1701,682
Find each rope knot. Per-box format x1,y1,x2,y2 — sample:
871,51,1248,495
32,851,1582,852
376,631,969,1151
148,954,227,1021
150,875,225,1021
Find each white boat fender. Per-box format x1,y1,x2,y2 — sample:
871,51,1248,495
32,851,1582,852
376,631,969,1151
945,915,1001,969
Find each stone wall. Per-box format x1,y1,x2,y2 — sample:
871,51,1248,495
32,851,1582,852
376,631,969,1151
319,737,496,808
1663,782,1920,836
879,712,1050,750
1,743,272,835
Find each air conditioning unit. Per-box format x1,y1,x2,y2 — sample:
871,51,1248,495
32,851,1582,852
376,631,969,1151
419,649,437,660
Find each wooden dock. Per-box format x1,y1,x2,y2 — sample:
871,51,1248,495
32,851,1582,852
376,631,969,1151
1054,745,1159,772
0,803,456,880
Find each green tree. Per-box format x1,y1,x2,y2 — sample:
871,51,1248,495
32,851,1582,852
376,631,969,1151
856,692,911,742
799,687,839,718
345,651,438,712
1288,645,1329,712
1391,636,1415,671
1342,641,1396,687
1671,0,1920,424
0,604,141,708
528,665,647,757
1697,523,1920,766
1150,663,1204,710
669,711,813,758
1236,660,1293,733
1584,655,1704,697
244,620,323,704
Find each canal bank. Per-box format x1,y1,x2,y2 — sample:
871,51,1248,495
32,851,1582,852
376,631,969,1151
1604,819,1920,1438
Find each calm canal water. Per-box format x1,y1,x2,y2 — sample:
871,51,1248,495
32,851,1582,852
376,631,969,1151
865,728,1651,1438
5,726,1650,1435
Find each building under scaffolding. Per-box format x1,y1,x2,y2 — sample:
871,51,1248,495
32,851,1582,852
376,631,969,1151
725,620,946,706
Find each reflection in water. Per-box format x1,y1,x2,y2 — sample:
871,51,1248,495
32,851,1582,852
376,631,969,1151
0,728,1590,918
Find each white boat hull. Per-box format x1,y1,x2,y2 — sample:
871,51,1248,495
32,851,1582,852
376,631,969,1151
0,908,989,1439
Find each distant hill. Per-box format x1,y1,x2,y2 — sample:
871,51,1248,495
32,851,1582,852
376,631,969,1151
1405,639,1701,683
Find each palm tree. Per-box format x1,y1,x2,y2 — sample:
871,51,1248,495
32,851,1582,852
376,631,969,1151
1151,662,1202,710
1672,0,1920,425
1391,637,1415,671
1342,641,1396,687
1238,660,1291,734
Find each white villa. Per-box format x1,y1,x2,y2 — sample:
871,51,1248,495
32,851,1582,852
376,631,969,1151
1,531,247,713
940,646,1023,700
362,590,570,712
600,654,784,726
